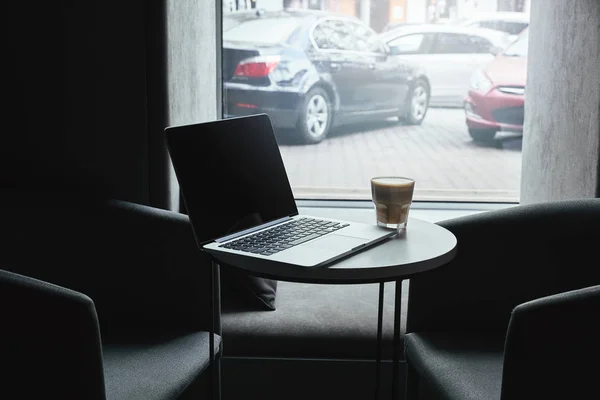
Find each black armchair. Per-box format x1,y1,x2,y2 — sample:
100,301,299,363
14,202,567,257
0,191,220,399
404,198,600,400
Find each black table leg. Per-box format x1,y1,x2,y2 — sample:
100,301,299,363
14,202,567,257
392,279,403,400
375,282,385,400
210,259,222,400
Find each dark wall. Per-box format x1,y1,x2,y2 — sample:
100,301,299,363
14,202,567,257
3,1,151,204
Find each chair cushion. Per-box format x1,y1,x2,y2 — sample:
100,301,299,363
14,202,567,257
404,332,505,400
102,332,221,400
222,281,405,359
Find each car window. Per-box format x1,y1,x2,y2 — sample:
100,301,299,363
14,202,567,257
501,22,529,35
387,33,426,54
312,19,338,50
312,19,355,51
479,20,498,30
350,22,385,53
432,33,478,54
312,19,382,53
502,33,528,57
469,35,495,53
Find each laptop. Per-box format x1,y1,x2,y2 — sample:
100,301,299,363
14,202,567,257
164,113,396,268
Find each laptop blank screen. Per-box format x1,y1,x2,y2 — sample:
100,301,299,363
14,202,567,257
165,114,299,246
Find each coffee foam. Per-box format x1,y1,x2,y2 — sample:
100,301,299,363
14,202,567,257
371,177,414,186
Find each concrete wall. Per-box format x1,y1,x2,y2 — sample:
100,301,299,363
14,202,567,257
165,0,218,210
2,1,218,210
520,0,600,204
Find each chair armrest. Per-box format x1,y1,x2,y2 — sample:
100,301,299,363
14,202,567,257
406,199,600,334
0,268,106,399
500,284,600,400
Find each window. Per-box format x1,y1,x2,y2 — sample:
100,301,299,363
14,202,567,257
479,20,499,30
501,21,529,35
432,33,477,54
503,32,528,57
387,33,426,54
469,35,495,53
312,19,342,50
312,19,381,53
222,3,527,205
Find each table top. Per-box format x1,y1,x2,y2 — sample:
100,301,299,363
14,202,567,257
207,217,457,284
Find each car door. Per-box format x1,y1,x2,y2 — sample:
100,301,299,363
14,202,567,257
386,32,435,101
309,18,374,115
347,21,409,114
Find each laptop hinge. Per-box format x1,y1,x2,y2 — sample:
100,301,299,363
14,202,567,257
215,216,293,243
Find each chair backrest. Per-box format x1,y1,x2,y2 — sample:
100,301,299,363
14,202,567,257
0,267,106,399
501,284,600,400
406,198,600,334
0,189,214,338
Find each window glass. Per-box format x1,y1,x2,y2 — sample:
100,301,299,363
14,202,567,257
351,22,384,53
469,35,494,53
387,34,425,54
433,33,477,53
312,19,350,50
222,4,528,204
311,19,336,49
312,19,381,53
479,20,498,30
503,33,528,57
502,22,528,35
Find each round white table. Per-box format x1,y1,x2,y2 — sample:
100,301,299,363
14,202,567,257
207,217,457,400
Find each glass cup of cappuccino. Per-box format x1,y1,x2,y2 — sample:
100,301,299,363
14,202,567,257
370,176,415,233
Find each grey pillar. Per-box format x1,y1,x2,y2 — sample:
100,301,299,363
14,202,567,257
165,0,218,211
520,0,600,204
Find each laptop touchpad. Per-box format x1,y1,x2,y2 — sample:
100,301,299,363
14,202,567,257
303,234,366,251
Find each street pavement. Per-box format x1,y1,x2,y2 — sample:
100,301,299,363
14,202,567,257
277,108,522,203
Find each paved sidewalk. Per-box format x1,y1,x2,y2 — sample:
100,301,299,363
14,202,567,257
279,108,522,203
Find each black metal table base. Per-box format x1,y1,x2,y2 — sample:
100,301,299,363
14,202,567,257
210,260,222,400
210,257,403,400
374,279,403,400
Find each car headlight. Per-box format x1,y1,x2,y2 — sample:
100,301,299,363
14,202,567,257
470,69,493,94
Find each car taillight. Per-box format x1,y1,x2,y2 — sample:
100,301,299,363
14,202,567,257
233,56,280,77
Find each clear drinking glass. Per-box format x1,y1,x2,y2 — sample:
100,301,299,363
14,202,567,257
371,176,415,233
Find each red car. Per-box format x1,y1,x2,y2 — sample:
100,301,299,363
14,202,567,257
464,28,528,142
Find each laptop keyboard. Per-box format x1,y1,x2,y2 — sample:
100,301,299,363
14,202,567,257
219,217,349,256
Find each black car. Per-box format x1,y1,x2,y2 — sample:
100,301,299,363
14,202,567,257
223,9,431,144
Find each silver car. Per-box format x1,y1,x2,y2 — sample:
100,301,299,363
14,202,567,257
379,24,512,107
458,11,530,40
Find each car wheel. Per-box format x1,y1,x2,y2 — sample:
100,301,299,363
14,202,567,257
468,128,497,143
400,79,429,125
296,88,332,144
